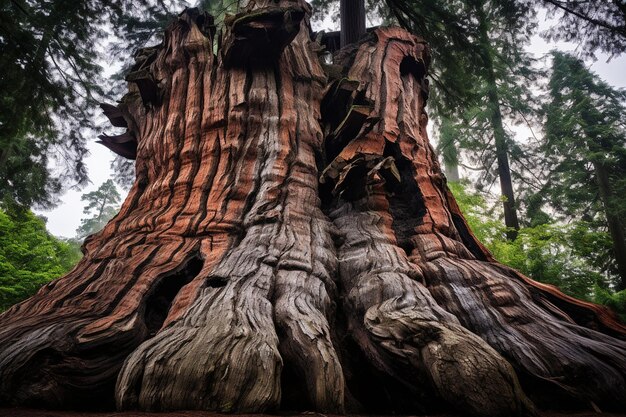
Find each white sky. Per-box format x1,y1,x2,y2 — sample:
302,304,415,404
36,9,626,238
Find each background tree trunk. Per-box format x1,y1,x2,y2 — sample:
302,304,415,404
591,159,626,291
475,3,520,240
0,2,625,416
340,0,366,47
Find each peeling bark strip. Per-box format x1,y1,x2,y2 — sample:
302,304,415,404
0,2,625,416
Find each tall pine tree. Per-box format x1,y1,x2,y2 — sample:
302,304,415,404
75,179,121,239
540,51,626,290
0,1,126,207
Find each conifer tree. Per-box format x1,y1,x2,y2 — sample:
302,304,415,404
0,1,126,207
540,51,626,290
76,179,121,239
541,0,626,59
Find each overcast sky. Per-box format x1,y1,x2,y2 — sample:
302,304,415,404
37,11,626,238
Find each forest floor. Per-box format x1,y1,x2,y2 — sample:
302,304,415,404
2,410,626,417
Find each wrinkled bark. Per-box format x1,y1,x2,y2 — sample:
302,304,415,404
0,2,625,416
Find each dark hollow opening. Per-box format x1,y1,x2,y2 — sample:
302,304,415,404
279,359,314,412
399,55,426,80
205,275,228,288
144,256,203,336
383,141,427,255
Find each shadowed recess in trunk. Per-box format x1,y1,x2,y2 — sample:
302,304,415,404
144,256,204,336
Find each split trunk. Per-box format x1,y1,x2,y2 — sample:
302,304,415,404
1,2,625,416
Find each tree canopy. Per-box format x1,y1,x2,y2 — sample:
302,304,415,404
76,179,121,239
0,206,81,311
537,51,626,290
541,0,626,59
0,0,123,207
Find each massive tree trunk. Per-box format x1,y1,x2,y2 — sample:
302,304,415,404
1,2,625,416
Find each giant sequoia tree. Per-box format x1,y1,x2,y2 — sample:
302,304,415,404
1,1,625,416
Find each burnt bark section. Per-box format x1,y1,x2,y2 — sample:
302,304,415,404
0,3,625,417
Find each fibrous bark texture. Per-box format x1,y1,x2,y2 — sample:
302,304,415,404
0,2,625,416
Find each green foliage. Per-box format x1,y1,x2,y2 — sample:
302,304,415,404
593,286,626,322
448,181,503,244
541,51,626,219
0,207,82,311
76,180,121,239
452,179,626,320
489,224,607,300
541,0,626,59
537,51,626,289
450,181,608,301
0,0,127,207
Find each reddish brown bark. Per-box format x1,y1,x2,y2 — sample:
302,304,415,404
0,2,624,416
